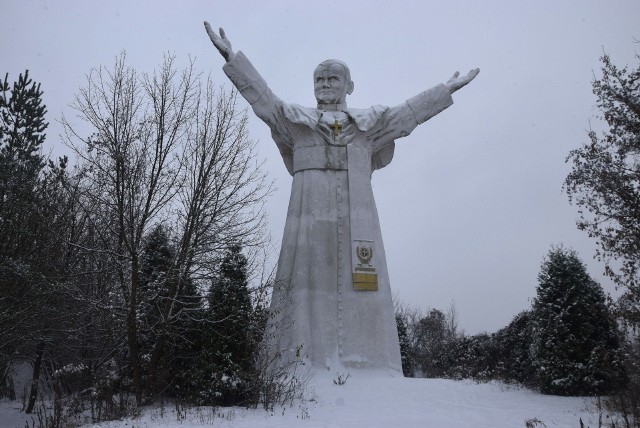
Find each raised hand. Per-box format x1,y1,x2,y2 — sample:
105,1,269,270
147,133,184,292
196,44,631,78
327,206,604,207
204,21,234,61
445,68,480,94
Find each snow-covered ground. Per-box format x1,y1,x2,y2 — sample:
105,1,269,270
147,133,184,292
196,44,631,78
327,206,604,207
3,371,611,428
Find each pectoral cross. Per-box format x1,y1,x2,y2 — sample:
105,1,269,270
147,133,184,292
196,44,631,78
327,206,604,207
331,119,342,137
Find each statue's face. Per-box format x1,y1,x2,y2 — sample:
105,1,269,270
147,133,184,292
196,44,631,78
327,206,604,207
314,62,353,105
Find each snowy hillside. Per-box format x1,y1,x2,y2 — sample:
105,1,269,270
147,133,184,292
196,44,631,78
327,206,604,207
4,371,608,428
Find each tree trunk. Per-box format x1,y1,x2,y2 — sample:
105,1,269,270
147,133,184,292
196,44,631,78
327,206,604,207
146,274,182,399
25,341,45,414
146,334,165,400
126,255,142,406
1,357,16,400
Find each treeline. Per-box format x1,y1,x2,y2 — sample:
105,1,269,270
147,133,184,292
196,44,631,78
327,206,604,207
396,247,625,397
0,55,284,424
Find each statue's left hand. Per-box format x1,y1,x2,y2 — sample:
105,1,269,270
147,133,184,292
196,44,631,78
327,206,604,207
445,68,480,94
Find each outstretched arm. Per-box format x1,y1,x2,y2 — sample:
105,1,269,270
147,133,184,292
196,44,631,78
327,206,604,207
371,68,479,149
445,68,480,94
204,21,235,62
202,29,295,173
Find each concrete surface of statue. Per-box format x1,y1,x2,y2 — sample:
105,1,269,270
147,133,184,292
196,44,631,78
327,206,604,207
204,22,479,373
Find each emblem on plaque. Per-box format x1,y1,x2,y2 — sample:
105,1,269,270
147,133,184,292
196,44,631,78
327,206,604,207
352,240,378,291
356,245,373,265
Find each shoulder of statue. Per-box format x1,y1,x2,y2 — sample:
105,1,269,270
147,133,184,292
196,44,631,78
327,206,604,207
282,103,320,128
346,105,389,132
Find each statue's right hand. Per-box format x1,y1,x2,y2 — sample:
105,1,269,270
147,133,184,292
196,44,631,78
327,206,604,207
204,21,234,61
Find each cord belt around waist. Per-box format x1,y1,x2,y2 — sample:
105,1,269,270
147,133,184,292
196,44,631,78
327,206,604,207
292,146,348,173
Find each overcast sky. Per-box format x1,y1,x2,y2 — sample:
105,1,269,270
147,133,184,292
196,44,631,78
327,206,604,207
3,0,639,334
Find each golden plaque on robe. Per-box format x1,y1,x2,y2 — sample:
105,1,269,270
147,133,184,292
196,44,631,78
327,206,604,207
352,241,378,291
353,272,378,291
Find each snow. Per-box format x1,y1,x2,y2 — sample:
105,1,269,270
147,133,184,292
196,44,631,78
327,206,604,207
2,371,608,428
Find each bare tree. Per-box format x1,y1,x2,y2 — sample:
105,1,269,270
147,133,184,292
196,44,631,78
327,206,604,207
62,52,270,404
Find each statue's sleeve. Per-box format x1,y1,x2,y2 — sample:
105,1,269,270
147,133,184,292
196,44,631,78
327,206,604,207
405,83,454,125
222,51,297,173
369,83,453,151
222,51,294,148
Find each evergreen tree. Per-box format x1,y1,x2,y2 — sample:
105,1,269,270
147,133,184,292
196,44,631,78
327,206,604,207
531,247,624,395
396,313,413,377
0,70,70,410
413,309,451,378
445,333,496,381
138,225,202,399
0,70,47,183
493,310,536,386
138,225,177,397
0,70,48,264
191,244,257,405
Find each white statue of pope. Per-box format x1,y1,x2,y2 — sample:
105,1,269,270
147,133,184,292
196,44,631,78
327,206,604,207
205,22,479,373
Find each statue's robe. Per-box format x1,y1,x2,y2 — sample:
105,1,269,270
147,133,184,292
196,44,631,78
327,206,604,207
223,52,453,372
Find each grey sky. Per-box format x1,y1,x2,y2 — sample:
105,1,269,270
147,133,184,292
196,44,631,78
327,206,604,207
3,0,639,334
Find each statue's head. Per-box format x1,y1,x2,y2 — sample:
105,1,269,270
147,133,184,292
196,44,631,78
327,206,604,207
313,59,354,106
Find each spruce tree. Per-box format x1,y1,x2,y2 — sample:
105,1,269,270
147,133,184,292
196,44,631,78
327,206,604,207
532,247,624,395
138,225,202,399
0,70,47,406
192,244,256,405
493,310,535,386
0,70,70,410
138,225,176,397
0,70,47,262
396,313,413,377
414,309,450,378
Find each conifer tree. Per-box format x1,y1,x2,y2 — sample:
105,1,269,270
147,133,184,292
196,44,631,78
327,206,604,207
414,309,450,378
493,310,535,386
137,225,203,399
138,225,176,396
0,70,70,410
396,313,413,377
191,244,257,405
0,70,48,265
0,70,50,408
531,247,624,395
